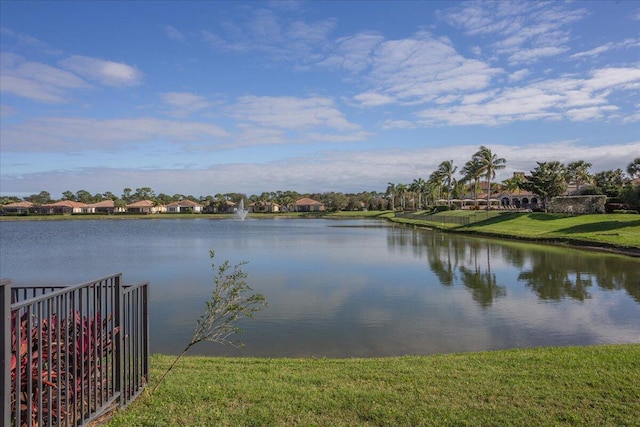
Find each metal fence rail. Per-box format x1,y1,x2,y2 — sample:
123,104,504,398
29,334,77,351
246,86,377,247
1,275,149,427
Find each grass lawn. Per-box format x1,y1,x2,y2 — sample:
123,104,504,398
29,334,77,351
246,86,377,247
460,213,640,249
105,344,640,427
389,212,640,251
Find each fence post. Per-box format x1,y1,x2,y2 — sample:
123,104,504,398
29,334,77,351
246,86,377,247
1,279,11,426
115,275,124,404
143,283,150,385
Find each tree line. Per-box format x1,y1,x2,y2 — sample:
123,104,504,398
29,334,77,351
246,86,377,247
3,149,640,213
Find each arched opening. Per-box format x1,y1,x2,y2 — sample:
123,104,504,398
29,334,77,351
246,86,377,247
501,197,510,206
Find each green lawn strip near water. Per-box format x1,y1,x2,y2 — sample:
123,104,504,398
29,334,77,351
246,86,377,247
390,212,640,250
105,344,640,427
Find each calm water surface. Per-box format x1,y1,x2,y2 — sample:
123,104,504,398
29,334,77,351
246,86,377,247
1,218,639,357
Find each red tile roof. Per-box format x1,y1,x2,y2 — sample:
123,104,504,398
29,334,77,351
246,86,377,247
126,200,155,208
295,197,323,206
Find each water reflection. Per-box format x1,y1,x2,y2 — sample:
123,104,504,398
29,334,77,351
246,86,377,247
387,225,640,307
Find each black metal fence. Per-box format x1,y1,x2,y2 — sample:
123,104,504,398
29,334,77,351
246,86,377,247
1,274,149,427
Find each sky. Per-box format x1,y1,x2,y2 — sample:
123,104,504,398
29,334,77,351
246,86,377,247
1,0,639,199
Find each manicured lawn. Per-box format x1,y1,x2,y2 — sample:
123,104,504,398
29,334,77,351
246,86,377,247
105,344,640,426
390,212,640,250
461,213,640,249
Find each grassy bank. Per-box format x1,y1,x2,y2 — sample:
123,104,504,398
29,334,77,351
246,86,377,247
391,212,640,253
105,344,639,426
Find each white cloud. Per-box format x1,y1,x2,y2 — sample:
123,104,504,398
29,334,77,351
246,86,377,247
59,55,143,87
3,141,638,196
160,92,211,117
415,66,640,126
508,69,531,83
1,117,229,152
0,52,90,103
439,2,587,64
359,31,501,106
229,95,361,132
352,92,394,108
508,46,569,65
164,25,185,42
319,32,384,73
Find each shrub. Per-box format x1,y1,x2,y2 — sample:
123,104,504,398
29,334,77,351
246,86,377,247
11,309,119,427
605,203,625,213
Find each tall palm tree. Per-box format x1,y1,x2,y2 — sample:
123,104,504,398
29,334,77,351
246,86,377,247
396,183,408,210
386,182,396,211
566,160,592,194
461,157,483,208
474,146,506,210
437,160,457,207
428,171,444,204
411,178,426,210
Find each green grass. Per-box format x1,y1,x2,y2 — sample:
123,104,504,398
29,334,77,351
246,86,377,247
390,212,640,251
461,213,640,249
105,344,640,427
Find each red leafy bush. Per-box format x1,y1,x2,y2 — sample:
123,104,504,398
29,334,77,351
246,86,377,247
10,309,120,427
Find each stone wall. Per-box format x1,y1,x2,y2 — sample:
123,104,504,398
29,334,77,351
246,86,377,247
549,195,606,214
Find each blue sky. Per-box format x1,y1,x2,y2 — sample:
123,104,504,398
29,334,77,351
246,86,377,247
1,1,639,198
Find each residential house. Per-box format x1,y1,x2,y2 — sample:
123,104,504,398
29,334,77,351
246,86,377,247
295,197,325,212
126,200,165,214
166,199,203,213
37,200,86,215
250,201,280,213
83,200,124,214
1,201,34,215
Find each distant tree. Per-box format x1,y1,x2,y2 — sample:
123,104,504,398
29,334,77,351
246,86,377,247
627,157,640,180
566,160,592,194
428,170,444,203
437,160,457,207
501,174,525,204
24,191,52,205
386,182,397,211
473,146,506,210
592,169,626,198
521,161,567,212
461,157,483,207
75,189,93,203
396,183,408,210
134,187,156,201
411,178,426,210
121,188,133,203
62,190,76,201
620,181,640,211
102,191,118,201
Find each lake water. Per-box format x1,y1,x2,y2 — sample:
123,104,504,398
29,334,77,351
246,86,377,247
1,218,639,357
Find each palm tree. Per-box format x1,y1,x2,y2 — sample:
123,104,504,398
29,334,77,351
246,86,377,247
429,170,444,204
473,146,506,210
627,157,640,180
411,178,426,210
501,174,524,208
396,183,408,210
437,160,457,207
461,157,483,208
566,160,592,194
386,182,396,211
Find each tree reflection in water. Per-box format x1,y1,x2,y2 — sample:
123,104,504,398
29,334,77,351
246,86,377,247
387,225,640,307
